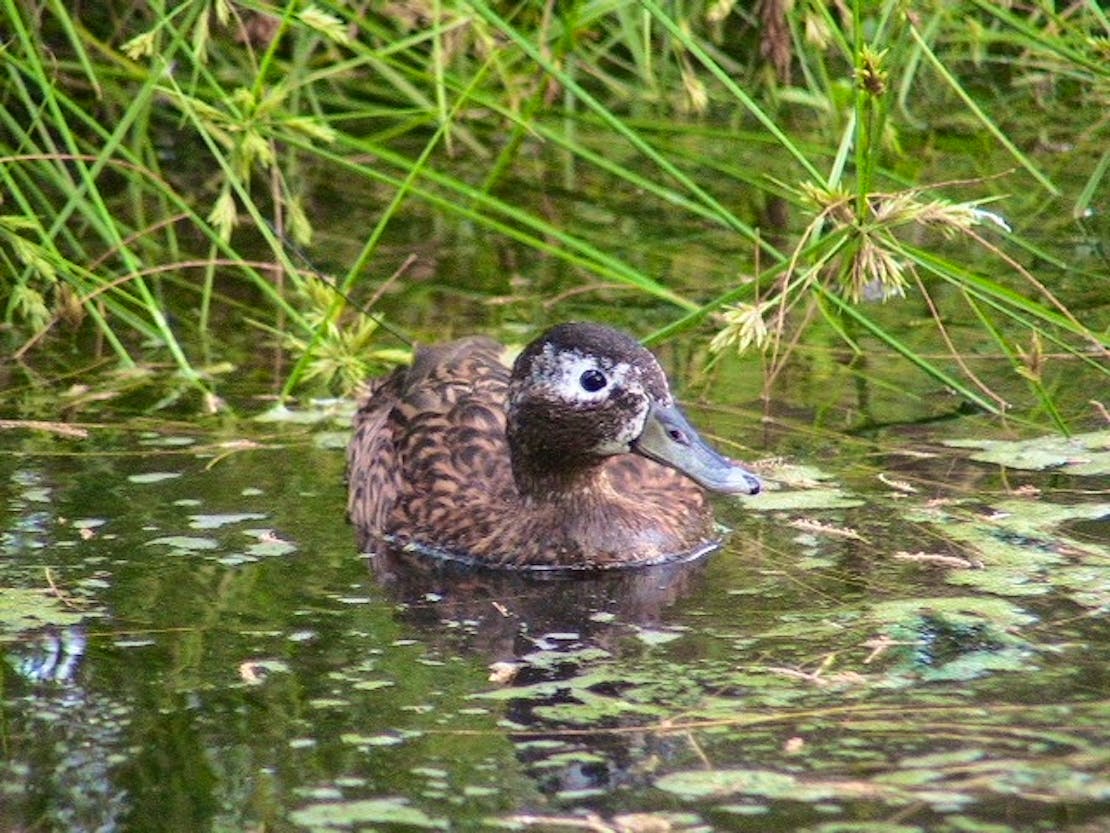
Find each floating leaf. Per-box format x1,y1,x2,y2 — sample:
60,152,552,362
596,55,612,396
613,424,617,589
918,499,1109,603
0,587,84,636
739,488,864,511
983,500,1109,542
128,472,183,484
189,513,267,529
351,680,394,691
138,435,197,447
254,401,354,424
635,627,685,646
655,768,813,800
145,535,219,551
532,688,669,723
288,797,446,829
243,529,297,557
868,596,1037,630
340,732,406,747
946,430,1110,475
656,767,972,810
945,567,1052,597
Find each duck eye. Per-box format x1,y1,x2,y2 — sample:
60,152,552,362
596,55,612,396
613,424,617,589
579,369,608,393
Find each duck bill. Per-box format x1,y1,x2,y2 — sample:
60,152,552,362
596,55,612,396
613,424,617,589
632,402,762,495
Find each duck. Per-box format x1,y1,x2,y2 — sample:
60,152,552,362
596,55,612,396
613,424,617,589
346,322,761,571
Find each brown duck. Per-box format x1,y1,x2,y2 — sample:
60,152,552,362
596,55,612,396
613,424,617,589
347,322,761,571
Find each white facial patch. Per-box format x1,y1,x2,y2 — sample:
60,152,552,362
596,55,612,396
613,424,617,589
529,344,651,453
529,345,628,401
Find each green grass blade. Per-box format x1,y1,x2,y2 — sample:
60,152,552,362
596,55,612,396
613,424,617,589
814,286,1005,415
465,0,771,248
281,133,696,310
906,20,1060,196
639,0,825,185
904,244,1108,349
962,291,1070,433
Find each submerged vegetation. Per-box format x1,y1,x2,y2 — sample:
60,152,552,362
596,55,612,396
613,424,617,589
1,0,1107,426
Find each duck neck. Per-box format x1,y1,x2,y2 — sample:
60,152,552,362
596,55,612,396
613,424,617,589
511,456,611,503
506,422,611,502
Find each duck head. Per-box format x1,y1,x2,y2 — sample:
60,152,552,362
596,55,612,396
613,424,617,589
506,323,762,498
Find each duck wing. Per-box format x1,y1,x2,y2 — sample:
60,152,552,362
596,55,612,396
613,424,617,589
346,336,512,552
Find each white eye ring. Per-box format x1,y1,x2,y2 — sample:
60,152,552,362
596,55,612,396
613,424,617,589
579,369,607,392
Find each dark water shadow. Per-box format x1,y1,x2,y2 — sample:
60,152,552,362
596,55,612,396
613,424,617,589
366,547,711,663
365,548,719,801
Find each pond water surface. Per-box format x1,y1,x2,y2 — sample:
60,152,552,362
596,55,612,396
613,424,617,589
1,344,1107,833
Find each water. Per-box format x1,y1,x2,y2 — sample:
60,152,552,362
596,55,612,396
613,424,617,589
1,372,1106,831
4,2,1108,825
2,101,1107,833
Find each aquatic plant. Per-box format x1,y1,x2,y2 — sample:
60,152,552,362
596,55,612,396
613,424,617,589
0,0,1105,424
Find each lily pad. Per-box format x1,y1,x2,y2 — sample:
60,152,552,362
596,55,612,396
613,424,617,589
189,513,267,529
739,487,864,511
128,471,182,484
138,435,196,447
655,768,801,799
145,535,219,551
255,400,355,425
869,595,1037,630
0,587,84,637
915,500,1108,602
946,430,1110,475
655,768,973,810
288,797,446,829
243,529,298,557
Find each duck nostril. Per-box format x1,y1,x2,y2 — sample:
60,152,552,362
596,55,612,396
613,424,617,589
668,428,688,444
